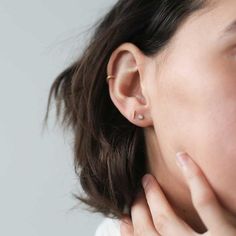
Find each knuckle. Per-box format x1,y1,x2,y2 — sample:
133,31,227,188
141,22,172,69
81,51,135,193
134,226,148,236
154,214,167,234
194,189,215,208
188,166,202,180
193,166,202,177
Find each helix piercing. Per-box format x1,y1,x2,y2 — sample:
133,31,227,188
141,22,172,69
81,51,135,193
106,75,115,83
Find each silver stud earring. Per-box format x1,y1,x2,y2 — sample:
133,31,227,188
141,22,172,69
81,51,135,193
137,114,144,120
133,111,144,120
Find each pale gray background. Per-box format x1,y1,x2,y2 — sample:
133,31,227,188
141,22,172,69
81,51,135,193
0,0,116,235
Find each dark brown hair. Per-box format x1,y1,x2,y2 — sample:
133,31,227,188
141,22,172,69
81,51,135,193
43,0,207,219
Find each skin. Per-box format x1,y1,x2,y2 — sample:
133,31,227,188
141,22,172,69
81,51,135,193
107,0,236,234
120,152,236,235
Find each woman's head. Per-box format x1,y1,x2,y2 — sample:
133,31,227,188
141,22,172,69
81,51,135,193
44,0,236,221
132,0,236,218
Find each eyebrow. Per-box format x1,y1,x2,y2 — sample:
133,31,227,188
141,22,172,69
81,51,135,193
219,19,236,39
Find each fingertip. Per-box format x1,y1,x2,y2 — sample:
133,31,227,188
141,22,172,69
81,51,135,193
176,152,189,169
142,173,152,189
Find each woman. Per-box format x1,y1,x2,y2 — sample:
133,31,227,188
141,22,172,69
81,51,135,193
44,0,236,235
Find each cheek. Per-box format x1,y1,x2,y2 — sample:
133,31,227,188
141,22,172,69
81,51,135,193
151,58,236,214
186,62,236,213
194,102,236,214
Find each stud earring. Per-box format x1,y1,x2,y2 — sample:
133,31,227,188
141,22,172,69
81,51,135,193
137,114,144,120
133,111,144,120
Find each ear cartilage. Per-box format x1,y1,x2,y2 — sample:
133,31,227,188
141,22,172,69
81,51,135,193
136,94,146,103
106,75,115,83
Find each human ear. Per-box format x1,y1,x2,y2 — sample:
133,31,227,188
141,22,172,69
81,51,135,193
106,42,153,127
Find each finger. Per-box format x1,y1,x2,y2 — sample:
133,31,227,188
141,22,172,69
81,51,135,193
142,174,196,236
120,216,133,236
176,152,227,230
131,190,160,236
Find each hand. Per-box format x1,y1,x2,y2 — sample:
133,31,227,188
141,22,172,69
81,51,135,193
120,152,236,235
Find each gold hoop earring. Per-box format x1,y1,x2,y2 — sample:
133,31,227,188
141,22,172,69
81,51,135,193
106,75,115,83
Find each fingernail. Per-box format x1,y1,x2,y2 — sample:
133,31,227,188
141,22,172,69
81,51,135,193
176,152,189,168
142,174,150,189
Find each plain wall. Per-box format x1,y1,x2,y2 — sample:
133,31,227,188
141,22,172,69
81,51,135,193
0,0,116,235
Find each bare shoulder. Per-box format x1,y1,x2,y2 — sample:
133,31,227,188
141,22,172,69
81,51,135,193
94,217,121,236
